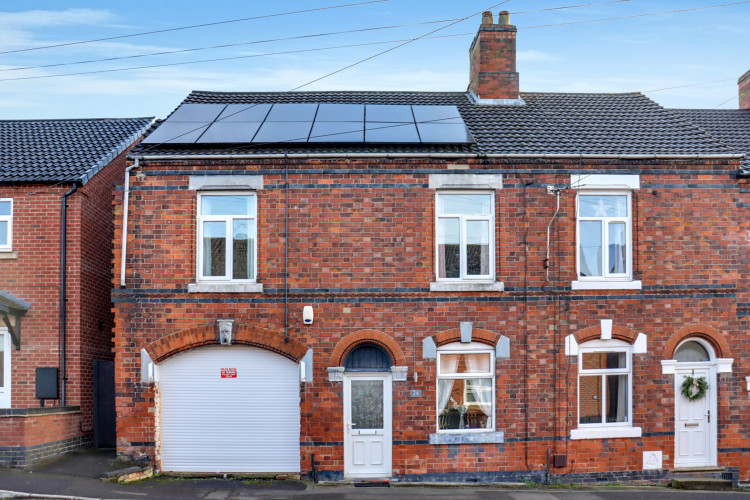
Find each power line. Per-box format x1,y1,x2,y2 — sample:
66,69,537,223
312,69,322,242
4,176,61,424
511,0,630,15
715,95,738,108
0,0,392,56
644,78,735,93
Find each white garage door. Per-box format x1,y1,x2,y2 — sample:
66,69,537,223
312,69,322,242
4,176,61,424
159,345,300,473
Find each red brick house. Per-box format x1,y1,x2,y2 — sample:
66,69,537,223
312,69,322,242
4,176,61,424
113,12,749,485
0,117,153,466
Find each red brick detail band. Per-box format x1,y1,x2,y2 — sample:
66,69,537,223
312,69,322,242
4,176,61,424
146,323,309,363
330,330,406,367
433,327,500,347
573,324,639,345
664,323,730,359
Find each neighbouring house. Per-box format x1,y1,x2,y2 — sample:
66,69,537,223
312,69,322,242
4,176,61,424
0,117,154,466
112,12,749,485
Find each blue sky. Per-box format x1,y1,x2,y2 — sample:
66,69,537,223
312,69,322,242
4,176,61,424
0,0,748,119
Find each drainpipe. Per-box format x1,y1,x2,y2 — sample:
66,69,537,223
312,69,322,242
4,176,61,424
120,158,139,287
61,182,79,406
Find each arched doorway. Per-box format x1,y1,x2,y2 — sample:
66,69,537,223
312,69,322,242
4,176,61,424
343,344,392,479
672,338,717,468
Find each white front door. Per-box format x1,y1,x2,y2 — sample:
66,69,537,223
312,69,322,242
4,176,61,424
674,365,716,468
344,374,392,479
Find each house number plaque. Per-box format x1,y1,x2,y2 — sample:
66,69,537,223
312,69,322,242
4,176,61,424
410,389,423,398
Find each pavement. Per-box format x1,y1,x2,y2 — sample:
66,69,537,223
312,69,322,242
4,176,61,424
0,449,749,500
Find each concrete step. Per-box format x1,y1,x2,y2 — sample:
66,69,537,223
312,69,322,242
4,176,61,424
672,478,733,491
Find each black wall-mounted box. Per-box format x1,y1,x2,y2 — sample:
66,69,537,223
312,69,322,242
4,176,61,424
36,367,59,399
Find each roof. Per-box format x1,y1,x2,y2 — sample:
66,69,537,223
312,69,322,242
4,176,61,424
131,91,738,159
670,109,750,173
0,118,155,184
0,290,31,314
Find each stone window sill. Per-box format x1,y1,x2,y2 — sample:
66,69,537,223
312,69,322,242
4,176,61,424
430,281,504,292
571,280,642,291
570,426,642,440
0,252,18,260
188,282,263,293
429,431,504,445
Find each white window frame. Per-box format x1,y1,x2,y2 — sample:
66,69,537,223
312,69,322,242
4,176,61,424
434,191,495,283
575,190,635,285
436,342,495,434
0,328,11,408
0,198,12,252
571,339,641,440
196,192,257,283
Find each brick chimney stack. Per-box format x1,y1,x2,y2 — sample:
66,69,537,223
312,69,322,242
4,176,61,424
739,69,750,109
467,11,520,103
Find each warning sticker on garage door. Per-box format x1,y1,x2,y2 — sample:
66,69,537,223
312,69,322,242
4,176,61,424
220,368,237,378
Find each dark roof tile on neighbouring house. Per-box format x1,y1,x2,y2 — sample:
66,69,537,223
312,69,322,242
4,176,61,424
0,118,155,184
670,109,750,172
131,91,738,159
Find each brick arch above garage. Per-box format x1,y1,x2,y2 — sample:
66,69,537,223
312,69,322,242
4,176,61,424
330,329,406,367
146,323,309,363
664,323,730,359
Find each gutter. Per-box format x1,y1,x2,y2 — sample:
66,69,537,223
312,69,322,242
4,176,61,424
61,182,79,406
120,158,139,287
131,153,744,161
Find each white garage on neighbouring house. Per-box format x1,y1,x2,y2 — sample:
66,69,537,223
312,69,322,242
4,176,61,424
157,345,301,473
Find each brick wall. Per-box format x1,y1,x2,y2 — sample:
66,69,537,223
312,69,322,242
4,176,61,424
112,157,750,483
467,11,519,100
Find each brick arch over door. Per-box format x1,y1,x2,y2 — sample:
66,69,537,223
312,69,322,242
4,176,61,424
331,329,406,367
433,327,500,347
664,323,730,359
146,323,309,363
573,324,639,345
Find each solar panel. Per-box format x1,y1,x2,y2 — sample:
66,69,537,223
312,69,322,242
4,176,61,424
198,122,262,143
309,122,364,143
316,104,365,122
416,123,474,144
168,103,226,122
217,104,272,122
266,103,319,122
412,105,463,124
365,122,420,143
366,105,414,123
141,122,210,144
253,121,312,143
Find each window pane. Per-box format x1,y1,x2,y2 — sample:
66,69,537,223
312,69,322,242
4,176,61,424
608,222,627,274
606,375,628,423
440,353,491,374
582,351,626,370
466,220,490,275
438,194,491,215
579,220,602,276
351,380,383,430
579,375,602,424
0,221,7,246
0,201,10,216
203,221,226,277
232,219,254,280
674,341,710,362
438,218,459,278
579,195,627,218
438,378,492,430
201,195,254,216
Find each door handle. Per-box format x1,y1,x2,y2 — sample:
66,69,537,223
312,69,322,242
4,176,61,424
707,410,710,423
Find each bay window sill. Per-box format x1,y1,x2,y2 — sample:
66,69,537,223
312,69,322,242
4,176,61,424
570,426,642,440
571,280,641,291
430,281,504,292
429,431,504,445
188,282,263,293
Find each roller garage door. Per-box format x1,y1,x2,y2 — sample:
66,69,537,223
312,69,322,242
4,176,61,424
159,346,300,473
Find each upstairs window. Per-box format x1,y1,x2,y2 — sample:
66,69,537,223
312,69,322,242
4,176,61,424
436,192,494,281
577,192,631,280
197,193,257,282
0,199,11,252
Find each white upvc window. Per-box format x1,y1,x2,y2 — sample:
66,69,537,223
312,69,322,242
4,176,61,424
435,191,494,282
197,192,257,282
436,342,494,433
576,191,632,281
0,199,12,252
577,340,632,430
0,328,11,408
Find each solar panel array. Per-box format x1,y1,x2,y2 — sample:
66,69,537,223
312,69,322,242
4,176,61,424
142,103,474,145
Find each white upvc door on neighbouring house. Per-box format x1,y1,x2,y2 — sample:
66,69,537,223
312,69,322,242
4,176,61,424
344,373,392,479
674,365,716,468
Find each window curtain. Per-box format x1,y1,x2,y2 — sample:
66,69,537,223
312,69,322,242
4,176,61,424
466,354,492,428
610,228,626,274
438,355,459,413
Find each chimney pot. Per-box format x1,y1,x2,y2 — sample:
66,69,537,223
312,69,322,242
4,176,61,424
482,11,493,25
468,9,519,102
498,11,510,26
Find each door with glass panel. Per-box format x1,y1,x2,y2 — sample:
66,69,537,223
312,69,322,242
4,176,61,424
343,374,392,478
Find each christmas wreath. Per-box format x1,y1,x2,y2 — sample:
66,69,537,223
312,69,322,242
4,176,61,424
681,375,708,401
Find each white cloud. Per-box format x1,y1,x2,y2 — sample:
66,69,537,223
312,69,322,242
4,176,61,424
518,49,557,62
0,8,115,28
